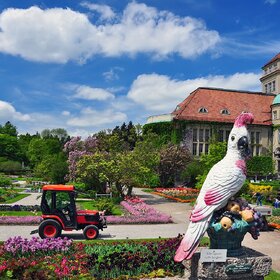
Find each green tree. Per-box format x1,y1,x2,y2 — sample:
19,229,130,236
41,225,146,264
34,153,68,183
0,121,18,136
247,156,274,179
27,138,48,167
0,134,22,161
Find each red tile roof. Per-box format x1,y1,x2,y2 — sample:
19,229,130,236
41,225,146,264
172,87,275,126
263,53,280,68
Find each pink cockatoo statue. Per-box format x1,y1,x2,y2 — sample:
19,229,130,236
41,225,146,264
174,112,254,262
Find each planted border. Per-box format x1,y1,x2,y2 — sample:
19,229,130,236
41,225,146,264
152,187,199,203
0,196,172,225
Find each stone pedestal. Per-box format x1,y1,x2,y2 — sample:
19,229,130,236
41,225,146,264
183,247,272,280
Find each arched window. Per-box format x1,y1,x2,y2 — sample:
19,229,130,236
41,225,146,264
198,107,208,113
221,109,230,115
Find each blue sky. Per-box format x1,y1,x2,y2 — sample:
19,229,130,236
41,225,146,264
0,0,280,137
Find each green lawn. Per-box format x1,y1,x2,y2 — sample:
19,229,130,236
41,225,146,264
265,270,280,280
76,199,123,215
1,193,30,204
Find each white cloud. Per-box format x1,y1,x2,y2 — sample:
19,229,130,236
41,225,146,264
0,3,220,63
73,85,114,101
265,0,277,4
102,67,124,82
0,100,31,121
81,2,116,20
67,108,127,127
62,111,70,116
127,72,261,112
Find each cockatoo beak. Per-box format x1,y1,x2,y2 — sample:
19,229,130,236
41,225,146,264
238,136,251,159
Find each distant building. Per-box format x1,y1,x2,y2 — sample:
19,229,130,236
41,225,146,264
146,53,280,174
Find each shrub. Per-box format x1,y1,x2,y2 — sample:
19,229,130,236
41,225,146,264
249,184,273,193
272,208,280,216
94,198,116,215
0,177,12,188
85,238,184,279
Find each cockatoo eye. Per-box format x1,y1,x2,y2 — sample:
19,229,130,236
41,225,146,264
231,136,235,141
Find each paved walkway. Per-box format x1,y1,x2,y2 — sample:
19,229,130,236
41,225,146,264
0,188,279,273
1,191,41,206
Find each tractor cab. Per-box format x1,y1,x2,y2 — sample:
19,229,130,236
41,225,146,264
31,185,107,239
41,185,77,228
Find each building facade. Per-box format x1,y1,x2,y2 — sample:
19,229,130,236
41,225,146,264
146,53,280,173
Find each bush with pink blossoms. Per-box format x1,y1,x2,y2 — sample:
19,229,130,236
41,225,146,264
0,216,42,225
106,196,172,224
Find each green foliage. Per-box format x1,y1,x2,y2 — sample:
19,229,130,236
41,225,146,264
180,160,204,187
272,208,280,216
143,122,175,144
0,160,22,174
94,198,120,215
236,180,250,197
85,238,184,279
76,198,123,215
265,270,280,280
0,176,12,187
247,156,274,177
0,134,22,161
0,121,18,137
34,152,68,183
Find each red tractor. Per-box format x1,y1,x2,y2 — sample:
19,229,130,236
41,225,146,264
31,185,107,239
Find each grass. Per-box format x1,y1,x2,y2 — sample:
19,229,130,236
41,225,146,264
76,200,123,216
0,210,41,216
265,270,280,280
1,193,30,204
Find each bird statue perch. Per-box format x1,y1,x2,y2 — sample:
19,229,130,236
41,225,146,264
174,112,254,262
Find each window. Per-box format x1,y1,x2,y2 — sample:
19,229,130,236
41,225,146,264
274,63,277,70
225,130,230,141
205,129,210,142
218,130,224,142
265,84,268,93
256,132,260,144
278,129,280,144
193,128,197,142
272,81,276,92
198,107,208,113
251,132,255,144
199,129,204,142
256,146,260,156
192,127,210,155
193,143,197,156
221,109,230,115
268,82,272,93
199,143,203,155
273,110,277,120
205,143,209,154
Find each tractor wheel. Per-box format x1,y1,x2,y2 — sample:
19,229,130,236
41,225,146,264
83,225,99,240
39,220,62,239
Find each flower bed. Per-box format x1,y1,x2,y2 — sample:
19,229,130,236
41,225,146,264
0,236,184,279
106,196,172,224
153,187,199,203
0,196,172,225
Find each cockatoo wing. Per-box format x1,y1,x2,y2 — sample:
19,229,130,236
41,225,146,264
174,160,246,262
191,161,246,222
